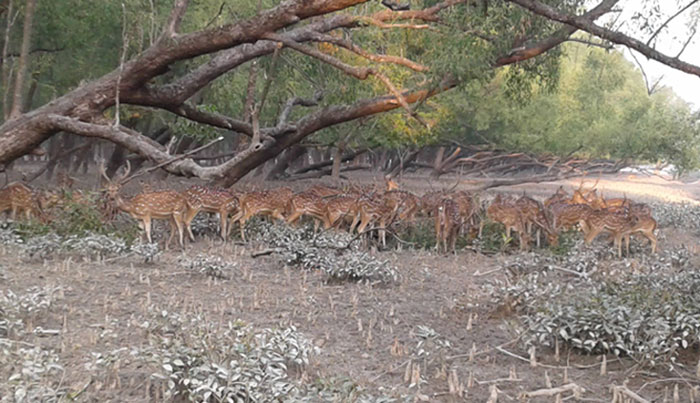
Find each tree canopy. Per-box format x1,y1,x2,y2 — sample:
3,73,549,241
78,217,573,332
0,0,698,183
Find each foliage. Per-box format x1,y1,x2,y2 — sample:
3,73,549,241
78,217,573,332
251,221,399,283
0,286,64,402
486,246,699,366
145,308,316,402
0,222,158,261
178,254,235,280
448,41,700,171
13,195,139,242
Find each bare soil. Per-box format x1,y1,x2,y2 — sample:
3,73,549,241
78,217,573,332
2,166,699,401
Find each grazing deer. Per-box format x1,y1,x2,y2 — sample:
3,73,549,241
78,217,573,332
181,185,239,241
620,214,657,255
486,194,531,251
354,194,395,247
100,162,188,249
231,189,288,241
286,191,331,231
516,195,558,247
548,201,593,234
0,182,43,221
323,195,361,231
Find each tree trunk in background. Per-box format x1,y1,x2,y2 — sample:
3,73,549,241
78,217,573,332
330,146,342,178
9,0,37,119
266,145,304,180
432,146,445,174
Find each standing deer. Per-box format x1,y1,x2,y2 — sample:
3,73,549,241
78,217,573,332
181,185,239,241
100,162,188,249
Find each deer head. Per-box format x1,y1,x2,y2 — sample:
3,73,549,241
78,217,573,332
99,160,131,199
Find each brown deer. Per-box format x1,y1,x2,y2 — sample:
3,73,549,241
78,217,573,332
323,195,361,231
583,209,637,257
354,194,395,247
434,197,463,253
231,189,288,241
486,195,531,251
548,201,594,234
181,185,239,241
100,162,188,249
0,182,43,221
516,195,558,247
286,190,331,231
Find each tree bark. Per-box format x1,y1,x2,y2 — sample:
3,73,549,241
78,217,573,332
9,0,36,119
266,144,305,180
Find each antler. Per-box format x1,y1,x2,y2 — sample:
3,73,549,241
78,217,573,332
98,159,112,183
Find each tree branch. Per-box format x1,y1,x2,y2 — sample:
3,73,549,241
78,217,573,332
164,0,190,37
645,0,699,46
496,0,618,66
277,91,323,128
506,0,700,78
309,32,429,72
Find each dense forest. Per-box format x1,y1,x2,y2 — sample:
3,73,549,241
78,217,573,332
0,0,698,183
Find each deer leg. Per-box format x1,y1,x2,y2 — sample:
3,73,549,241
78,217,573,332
174,214,185,249
184,208,199,242
349,212,362,234
583,226,601,245
434,214,442,251
143,216,153,245
286,210,303,226
379,218,386,248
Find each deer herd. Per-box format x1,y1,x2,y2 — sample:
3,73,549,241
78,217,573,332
0,166,658,257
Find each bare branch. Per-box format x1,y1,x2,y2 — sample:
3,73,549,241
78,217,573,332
171,103,253,136
675,23,698,58
277,91,323,127
263,32,419,121
627,49,665,95
309,32,429,71
645,0,699,47
506,0,700,78
565,37,613,50
496,0,618,66
164,0,190,37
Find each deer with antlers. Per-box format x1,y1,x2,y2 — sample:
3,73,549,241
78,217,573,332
100,162,188,249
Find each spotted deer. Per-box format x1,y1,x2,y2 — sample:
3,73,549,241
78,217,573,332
286,190,331,231
434,197,463,253
486,194,531,251
323,195,361,231
0,182,43,221
100,162,188,249
583,209,637,257
354,195,395,247
516,195,558,247
181,185,239,241
231,188,289,241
